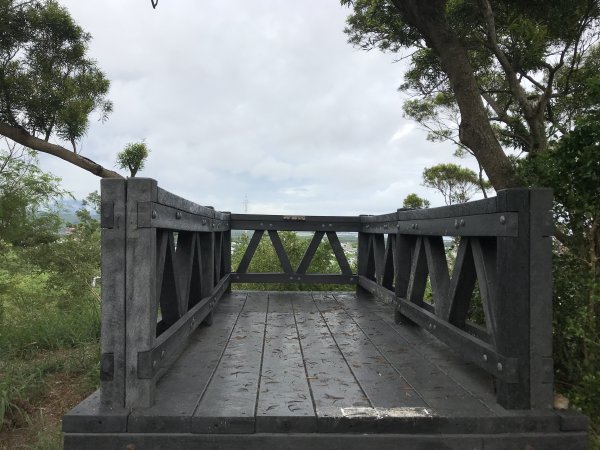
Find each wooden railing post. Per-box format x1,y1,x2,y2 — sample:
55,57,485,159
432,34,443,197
100,178,127,408
125,178,158,408
495,188,554,409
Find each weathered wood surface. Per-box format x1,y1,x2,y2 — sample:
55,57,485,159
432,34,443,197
65,292,586,448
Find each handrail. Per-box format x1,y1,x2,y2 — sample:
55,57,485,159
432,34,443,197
98,179,554,412
356,188,554,410
99,178,231,408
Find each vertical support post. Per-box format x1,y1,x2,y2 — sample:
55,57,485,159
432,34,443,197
357,215,370,295
199,231,215,297
125,178,158,408
529,189,554,409
495,188,553,409
222,215,232,292
100,179,127,408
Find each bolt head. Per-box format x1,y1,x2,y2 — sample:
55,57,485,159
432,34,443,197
454,219,459,229
460,219,465,227
497,362,503,371
483,354,488,361
176,211,182,220
499,215,506,225
152,210,157,219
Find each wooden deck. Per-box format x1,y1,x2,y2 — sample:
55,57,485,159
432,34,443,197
63,291,587,449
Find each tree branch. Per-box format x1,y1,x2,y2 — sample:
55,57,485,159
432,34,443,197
0,122,123,179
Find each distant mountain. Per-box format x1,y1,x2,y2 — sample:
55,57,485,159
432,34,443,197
57,198,99,224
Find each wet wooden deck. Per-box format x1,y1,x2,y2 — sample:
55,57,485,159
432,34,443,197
64,291,587,449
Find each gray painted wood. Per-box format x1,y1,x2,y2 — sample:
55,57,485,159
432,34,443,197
313,297,426,408
125,178,159,408
64,431,588,450
138,201,229,232
446,238,476,326
326,231,352,275
267,230,293,274
297,231,325,274
422,236,450,317
471,237,498,346
236,230,264,273
256,292,316,432
192,292,269,433
292,295,371,422
157,186,228,220
231,273,357,284
100,179,127,407
128,293,247,432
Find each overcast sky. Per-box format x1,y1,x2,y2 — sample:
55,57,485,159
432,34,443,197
39,0,478,215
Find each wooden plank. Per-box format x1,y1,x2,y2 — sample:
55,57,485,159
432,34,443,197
358,276,396,304
446,238,476,326
214,232,223,283
231,273,357,284
395,296,518,383
372,234,386,283
198,232,214,297
296,231,324,274
138,201,229,232
231,214,360,232
137,275,231,380
529,189,554,409
471,238,498,346
268,230,293,274
156,186,228,220
313,299,426,408
255,293,316,432
192,292,269,433
292,294,371,423
125,178,158,408
99,178,127,407
63,431,590,450
422,236,450,316
236,230,264,273
495,189,531,409
128,292,247,432
394,235,413,299
326,231,352,275
397,196,499,220
172,232,196,316
381,234,395,290
406,237,428,306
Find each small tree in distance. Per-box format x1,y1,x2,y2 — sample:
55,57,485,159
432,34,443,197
402,193,430,209
116,142,150,178
423,163,491,205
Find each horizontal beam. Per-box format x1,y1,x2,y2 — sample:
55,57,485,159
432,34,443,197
231,214,360,232
395,296,519,383
157,187,229,220
361,212,518,237
358,276,396,303
137,202,230,232
137,275,231,380
231,273,357,284
397,196,501,220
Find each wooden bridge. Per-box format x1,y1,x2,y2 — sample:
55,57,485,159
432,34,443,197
63,178,588,449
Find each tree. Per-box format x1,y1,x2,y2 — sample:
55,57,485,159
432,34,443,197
402,192,430,209
0,0,121,178
116,141,150,177
0,143,67,245
341,0,600,190
422,163,489,205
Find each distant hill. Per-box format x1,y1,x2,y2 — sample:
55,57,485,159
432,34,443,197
57,198,100,225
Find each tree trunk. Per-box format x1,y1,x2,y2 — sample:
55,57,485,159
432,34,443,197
390,0,519,190
0,122,123,179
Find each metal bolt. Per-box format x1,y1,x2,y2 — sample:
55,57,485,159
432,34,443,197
366,224,370,229
161,350,166,359
152,210,157,219
499,215,506,225
329,223,332,227
454,219,459,229
397,222,401,228
202,219,207,225
411,224,416,230
432,324,436,330
152,360,157,368
460,219,465,227
269,223,273,227
176,211,182,220
414,223,419,230
497,362,503,372
384,224,388,229
289,276,294,280
322,224,326,228
483,354,488,361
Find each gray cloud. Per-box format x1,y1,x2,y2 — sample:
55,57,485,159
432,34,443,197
37,0,481,216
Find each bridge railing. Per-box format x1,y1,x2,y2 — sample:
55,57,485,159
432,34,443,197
99,178,231,408
98,179,553,411
357,188,554,410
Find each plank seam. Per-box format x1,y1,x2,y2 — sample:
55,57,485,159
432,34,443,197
331,294,428,407
252,293,270,431
290,296,318,418
311,293,374,409
190,293,248,417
